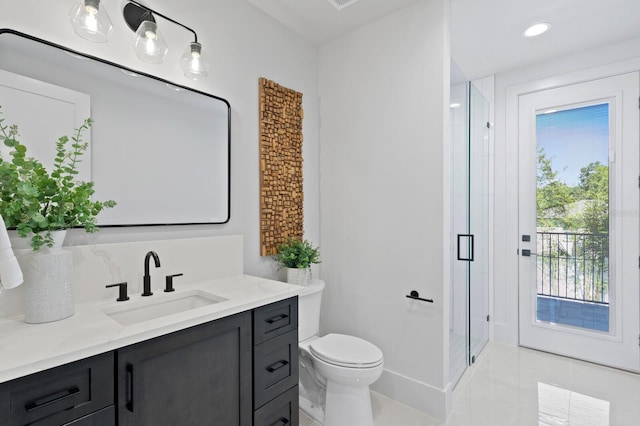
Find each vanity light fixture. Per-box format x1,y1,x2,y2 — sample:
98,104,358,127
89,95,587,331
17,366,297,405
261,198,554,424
123,1,209,80
68,0,113,43
522,22,551,38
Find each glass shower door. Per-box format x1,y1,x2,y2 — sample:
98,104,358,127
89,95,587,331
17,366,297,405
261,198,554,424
468,83,490,363
449,80,470,384
449,78,491,386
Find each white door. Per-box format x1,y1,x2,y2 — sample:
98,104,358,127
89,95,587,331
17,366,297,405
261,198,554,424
518,72,640,372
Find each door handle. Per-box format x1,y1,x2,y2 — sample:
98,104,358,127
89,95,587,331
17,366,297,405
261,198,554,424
265,313,289,324
25,386,80,412
266,359,289,373
126,363,134,412
457,234,474,261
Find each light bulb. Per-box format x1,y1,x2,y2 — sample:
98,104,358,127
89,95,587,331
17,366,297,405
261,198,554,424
84,9,98,33
181,42,209,80
133,20,167,64
144,31,157,56
68,0,112,43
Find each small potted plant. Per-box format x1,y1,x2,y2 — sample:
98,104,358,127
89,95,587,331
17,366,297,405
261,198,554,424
0,108,116,250
0,106,116,323
275,237,320,285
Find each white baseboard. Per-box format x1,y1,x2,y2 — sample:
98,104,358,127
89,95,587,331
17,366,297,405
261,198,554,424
370,368,450,421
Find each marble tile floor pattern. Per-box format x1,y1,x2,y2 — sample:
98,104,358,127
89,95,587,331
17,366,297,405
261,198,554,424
300,342,640,425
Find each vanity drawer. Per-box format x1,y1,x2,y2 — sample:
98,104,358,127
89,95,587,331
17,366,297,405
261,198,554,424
254,385,299,426
0,352,114,426
253,297,298,345
63,406,115,425
253,329,299,408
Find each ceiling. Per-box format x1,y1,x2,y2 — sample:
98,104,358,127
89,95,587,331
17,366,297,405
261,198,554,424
247,0,640,80
246,0,421,44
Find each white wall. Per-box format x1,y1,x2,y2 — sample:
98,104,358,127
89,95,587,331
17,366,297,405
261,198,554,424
318,0,451,419
492,37,640,345
0,0,320,281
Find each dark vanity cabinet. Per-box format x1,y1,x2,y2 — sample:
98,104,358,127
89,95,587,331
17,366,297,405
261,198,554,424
253,297,300,426
117,311,252,426
0,353,114,426
0,297,299,426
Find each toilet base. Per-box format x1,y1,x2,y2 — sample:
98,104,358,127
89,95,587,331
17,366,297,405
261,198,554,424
324,380,374,426
299,394,325,424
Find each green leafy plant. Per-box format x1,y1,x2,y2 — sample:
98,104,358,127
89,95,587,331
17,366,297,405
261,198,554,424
0,107,116,250
275,238,320,269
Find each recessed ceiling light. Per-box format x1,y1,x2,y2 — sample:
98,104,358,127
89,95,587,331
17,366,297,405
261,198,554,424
522,22,551,38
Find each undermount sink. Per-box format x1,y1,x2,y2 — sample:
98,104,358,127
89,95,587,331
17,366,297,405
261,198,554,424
103,290,228,326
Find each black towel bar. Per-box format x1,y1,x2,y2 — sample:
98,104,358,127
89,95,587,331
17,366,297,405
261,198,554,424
405,290,434,303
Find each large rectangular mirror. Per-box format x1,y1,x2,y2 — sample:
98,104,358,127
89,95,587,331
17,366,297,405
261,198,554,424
0,30,230,226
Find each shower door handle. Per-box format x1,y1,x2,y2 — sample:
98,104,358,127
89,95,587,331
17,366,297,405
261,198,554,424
457,234,474,261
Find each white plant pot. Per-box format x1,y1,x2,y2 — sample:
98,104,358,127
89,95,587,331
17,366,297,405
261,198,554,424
287,267,310,286
22,230,74,323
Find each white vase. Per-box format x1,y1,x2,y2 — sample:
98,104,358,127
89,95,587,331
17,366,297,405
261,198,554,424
287,267,310,286
22,230,74,323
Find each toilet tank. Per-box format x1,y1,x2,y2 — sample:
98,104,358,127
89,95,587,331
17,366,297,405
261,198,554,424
298,279,325,342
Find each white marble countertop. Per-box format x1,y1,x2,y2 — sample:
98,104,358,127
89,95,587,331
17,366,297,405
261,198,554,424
0,275,302,383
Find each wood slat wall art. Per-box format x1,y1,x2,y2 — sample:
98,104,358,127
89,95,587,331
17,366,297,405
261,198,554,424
259,77,304,256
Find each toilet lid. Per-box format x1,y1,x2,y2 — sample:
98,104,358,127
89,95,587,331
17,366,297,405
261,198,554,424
310,334,383,368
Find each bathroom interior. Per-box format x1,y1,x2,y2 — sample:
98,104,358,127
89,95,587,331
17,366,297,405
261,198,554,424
1,0,640,425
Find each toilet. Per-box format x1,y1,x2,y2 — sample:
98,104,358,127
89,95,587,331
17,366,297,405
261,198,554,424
298,279,384,426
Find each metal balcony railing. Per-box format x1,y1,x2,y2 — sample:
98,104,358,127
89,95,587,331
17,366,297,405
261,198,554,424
537,231,609,305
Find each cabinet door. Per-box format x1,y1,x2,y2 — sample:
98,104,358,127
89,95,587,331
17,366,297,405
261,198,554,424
253,297,298,345
117,312,252,426
254,386,299,426
0,353,113,426
253,330,298,409
63,406,115,425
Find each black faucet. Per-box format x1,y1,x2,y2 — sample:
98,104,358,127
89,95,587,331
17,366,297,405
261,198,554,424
142,251,161,296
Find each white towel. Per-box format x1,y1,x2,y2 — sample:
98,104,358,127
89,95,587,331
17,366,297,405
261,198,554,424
0,214,24,291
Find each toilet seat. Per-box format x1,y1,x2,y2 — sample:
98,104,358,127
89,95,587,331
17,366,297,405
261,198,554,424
309,333,383,368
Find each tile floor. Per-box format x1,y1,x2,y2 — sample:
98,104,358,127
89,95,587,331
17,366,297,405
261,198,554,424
300,342,640,425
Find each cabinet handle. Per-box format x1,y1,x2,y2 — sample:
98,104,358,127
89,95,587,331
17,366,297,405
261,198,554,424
266,359,289,373
25,386,80,412
126,363,134,412
265,313,288,324
270,418,290,426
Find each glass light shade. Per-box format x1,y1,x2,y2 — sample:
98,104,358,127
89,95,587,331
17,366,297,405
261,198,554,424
68,0,112,43
133,20,168,64
180,42,209,80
